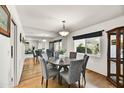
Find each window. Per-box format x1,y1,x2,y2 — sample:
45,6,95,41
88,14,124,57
49,39,62,52
74,39,86,53
86,37,101,55
73,30,103,56
54,41,62,51
74,37,101,56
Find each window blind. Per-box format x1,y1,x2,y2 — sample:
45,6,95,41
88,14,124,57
73,30,104,40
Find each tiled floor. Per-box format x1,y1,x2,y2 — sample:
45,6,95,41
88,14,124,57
16,58,115,88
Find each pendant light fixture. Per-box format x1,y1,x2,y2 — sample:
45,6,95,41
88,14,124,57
59,20,69,37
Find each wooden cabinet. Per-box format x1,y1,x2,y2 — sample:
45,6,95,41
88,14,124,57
107,27,124,87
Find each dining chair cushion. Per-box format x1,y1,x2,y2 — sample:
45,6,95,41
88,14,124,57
47,63,54,70
48,68,59,78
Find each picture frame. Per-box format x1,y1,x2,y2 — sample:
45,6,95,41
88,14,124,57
20,33,26,43
0,5,11,37
20,33,22,42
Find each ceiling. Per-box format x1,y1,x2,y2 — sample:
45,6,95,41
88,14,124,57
16,5,124,40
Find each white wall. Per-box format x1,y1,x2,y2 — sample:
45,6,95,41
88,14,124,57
8,5,25,86
67,15,124,76
51,36,68,50
38,40,49,51
0,5,25,87
0,35,10,87
28,40,39,50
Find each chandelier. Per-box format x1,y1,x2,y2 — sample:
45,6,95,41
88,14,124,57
59,20,69,37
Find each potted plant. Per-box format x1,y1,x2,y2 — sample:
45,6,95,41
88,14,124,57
59,49,66,58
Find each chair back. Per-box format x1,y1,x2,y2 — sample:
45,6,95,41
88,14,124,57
32,50,36,57
38,49,42,55
82,55,89,74
69,59,83,83
38,56,48,79
54,51,59,59
35,50,40,57
46,49,53,59
69,52,77,59
41,53,49,63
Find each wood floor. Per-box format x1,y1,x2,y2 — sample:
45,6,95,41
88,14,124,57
16,58,115,88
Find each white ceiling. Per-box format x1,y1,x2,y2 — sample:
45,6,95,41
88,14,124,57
16,5,124,40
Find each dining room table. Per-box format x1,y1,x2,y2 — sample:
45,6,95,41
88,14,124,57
48,57,83,84
48,57,83,71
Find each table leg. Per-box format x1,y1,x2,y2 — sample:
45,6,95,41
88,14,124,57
58,66,62,84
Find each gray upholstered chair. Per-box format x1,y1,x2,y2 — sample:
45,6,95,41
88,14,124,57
41,53,55,69
60,59,83,88
82,54,89,87
38,56,59,88
46,49,53,59
69,52,77,59
35,50,41,63
54,51,59,59
41,53,49,63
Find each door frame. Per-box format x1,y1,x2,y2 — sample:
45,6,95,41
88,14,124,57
11,19,18,87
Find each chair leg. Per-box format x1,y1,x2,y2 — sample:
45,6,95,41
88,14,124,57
34,57,36,64
37,57,39,64
78,80,80,88
84,76,86,87
58,74,62,85
83,74,86,87
46,79,48,88
36,57,37,63
68,84,71,88
60,76,62,85
37,58,40,64
41,76,44,85
33,58,35,64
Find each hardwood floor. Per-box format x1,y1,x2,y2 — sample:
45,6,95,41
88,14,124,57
16,58,115,88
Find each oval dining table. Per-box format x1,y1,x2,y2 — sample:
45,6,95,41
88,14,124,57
48,57,70,71
48,57,83,84
48,57,83,71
